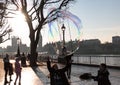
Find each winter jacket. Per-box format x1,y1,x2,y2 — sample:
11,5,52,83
47,60,70,85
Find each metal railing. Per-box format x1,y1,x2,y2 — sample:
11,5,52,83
71,55,120,67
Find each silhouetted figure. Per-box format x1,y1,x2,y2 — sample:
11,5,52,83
3,54,10,83
9,63,13,81
21,53,26,67
61,46,73,80
14,58,22,85
62,46,67,56
47,57,70,85
65,53,73,79
92,63,111,85
27,53,30,61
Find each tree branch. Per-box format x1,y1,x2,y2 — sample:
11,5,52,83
11,0,20,10
44,0,74,24
45,0,61,4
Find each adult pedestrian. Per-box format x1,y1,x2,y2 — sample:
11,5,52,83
3,54,10,83
9,63,13,81
47,57,70,85
27,53,30,61
65,53,73,79
92,63,111,85
21,52,26,67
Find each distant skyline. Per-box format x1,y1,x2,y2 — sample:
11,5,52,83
0,0,120,48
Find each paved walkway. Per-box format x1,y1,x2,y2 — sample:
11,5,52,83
37,62,120,85
0,59,43,85
0,59,120,85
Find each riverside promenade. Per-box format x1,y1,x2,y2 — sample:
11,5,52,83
0,59,120,85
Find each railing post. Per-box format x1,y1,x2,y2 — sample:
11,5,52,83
77,55,79,64
104,56,106,64
90,56,91,64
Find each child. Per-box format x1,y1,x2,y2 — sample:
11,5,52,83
9,63,13,81
14,58,22,84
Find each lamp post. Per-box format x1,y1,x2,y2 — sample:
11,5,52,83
58,24,66,63
17,38,21,57
61,24,66,47
17,38,22,46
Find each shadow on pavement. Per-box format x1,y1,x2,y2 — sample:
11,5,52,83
32,66,49,85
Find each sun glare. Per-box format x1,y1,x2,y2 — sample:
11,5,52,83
9,11,29,44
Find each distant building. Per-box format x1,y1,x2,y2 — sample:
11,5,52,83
19,44,28,53
12,36,18,47
112,36,120,45
10,36,18,52
81,39,101,45
5,36,28,53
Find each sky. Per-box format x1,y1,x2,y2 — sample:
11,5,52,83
0,0,120,48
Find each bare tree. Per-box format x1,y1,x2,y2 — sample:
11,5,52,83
9,0,75,66
0,1,12,43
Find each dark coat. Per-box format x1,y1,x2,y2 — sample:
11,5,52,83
65,53,73,64
47,60,70,85
3,57,10,70
93,69,111,85
65,53,73,79
9,63,13,75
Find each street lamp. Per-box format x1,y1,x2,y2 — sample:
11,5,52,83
17,38,21,46
61,24,66,47
17,38,21,57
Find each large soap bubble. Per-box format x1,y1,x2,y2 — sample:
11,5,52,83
48,9,82,43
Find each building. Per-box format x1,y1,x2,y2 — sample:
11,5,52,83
12,36,18,47
81,39,101,45
6,36,28,53
112,36,120,45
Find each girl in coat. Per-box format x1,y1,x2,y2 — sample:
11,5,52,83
14,58,22,85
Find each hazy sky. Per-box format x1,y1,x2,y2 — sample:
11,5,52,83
0,0,120,48
70,0,120,42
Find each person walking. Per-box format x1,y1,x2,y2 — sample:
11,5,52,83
9,63,13,81
92,63,111,85
3,54,10,83
47,56,70,85
21,52,26,67
14,58,22,85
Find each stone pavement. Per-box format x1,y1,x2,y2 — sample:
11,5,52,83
1,59,120,85
0,59,84,85
36,63,81,85
0,59,43,85
0,59,80,85
32,63,82,85
37,62,120,85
